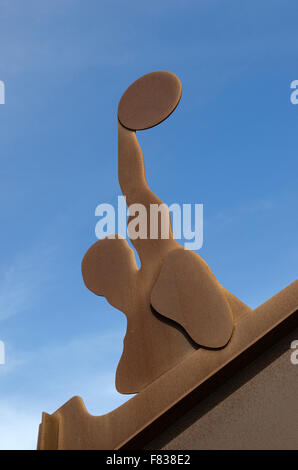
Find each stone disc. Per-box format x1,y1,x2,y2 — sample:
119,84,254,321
118,71,182,131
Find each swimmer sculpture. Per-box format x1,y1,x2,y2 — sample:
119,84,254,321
82,71,251,394
38,71,298,450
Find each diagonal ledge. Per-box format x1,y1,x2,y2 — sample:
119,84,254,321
37,280,298,450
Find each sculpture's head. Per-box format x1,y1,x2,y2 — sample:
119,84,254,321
81,236,137,312
118,71,182,131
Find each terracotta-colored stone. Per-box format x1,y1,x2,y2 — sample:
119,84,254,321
37,281,298,449
38,71,298,450
118,71,182,130
151,249,234,348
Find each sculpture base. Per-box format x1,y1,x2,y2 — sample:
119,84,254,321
37,281,298,450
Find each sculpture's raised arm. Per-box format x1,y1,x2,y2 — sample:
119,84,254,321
118,121,178,266
118,121,155,206
117,71,182,266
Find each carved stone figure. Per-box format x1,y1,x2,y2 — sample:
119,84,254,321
81,71,251,394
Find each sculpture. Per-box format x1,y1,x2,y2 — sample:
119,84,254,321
81,71,251,394
37,71,298,450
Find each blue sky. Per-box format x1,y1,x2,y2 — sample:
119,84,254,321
0,0,297,449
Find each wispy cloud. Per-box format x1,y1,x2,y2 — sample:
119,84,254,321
214,198,274,225
0,328,131,449
0,0,136,79
0,243,56,322
0,401,39,450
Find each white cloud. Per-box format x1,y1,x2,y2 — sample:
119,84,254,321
0,401,40,450
0,243,56,322
0,329,132,449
